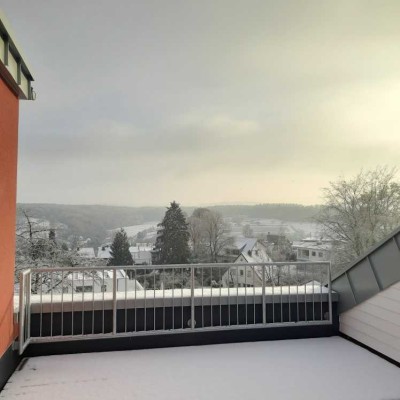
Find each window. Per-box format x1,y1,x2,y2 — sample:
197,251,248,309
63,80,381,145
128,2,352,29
302,249,309,257
75,285,93,293
101,284,107,292
240,269,244,276
319,252,323,258
247,270,252,278
312,251,316,256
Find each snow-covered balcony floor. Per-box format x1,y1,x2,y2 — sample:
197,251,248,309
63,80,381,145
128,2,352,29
2,337,400,400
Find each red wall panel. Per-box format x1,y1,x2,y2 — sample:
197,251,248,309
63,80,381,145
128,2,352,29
0,76,19,357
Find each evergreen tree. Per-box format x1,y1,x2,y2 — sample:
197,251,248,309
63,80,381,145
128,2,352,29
108,229,133,266
49,228,56,242
154,201,190,264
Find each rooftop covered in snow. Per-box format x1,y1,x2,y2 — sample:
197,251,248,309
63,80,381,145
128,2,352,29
2,337,400,400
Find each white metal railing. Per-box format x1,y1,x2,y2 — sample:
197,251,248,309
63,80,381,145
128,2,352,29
18,269,31,354
18,262,332,353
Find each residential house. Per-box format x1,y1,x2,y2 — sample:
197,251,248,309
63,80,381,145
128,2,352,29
223,238,267,260
129,243,152,265
221,238,273,287
97,243,152,265
0,9,34,390
60,269,143,294
292,237,332,261
97,245,112,259
77,247,96,258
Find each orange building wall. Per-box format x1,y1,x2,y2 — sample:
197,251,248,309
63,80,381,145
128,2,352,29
0,76,19,357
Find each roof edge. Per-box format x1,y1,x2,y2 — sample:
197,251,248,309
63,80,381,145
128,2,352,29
331,225,400,282
332,225,400,314
0,8,35,100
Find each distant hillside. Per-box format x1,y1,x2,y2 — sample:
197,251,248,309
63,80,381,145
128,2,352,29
17,204,166,246
210,204,320,221
17,203,320,245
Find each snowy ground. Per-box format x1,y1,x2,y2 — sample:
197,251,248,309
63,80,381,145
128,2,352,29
2,337,400,400
109,222,158,237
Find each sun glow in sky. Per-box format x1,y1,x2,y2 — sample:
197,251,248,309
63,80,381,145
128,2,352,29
2,0,400,206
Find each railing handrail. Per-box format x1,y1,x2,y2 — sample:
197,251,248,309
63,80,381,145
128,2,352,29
18,262,333,351
27,261,331,273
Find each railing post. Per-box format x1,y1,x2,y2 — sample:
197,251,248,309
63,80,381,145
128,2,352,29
262,265,266,324
328,262,332,324
19,272,25,355
26,270,31,345
112,269,117,334
190,266,195,329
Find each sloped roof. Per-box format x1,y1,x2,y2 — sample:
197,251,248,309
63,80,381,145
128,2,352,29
77,247,96,258
234,238,258,253
238,252,257,264
98,246,112,259
68,269,127,280
233,247,274,281
331,226,400,313
292,242,332,251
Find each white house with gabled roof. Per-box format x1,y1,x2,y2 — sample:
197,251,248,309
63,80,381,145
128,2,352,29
97,245,112,259
221,239,273,288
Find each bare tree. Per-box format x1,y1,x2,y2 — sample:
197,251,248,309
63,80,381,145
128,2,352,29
188,208,233,263
15,208,102,293
187,214,205,261
316,167,400,274
202,211,234,262
242,224,253,238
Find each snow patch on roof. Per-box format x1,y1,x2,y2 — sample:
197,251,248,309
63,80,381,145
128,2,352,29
4,337,400,400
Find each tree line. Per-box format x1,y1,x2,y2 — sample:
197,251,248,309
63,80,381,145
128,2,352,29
109,201,234,266
16,166,400,279
16,202,320,248
109,166,400,277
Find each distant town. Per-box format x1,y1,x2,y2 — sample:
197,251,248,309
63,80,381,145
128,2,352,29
14,203,335,296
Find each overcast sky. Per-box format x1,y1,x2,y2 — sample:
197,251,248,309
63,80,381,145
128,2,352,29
2,1,400,206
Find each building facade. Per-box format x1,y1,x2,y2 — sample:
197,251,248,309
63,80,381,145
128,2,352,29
0,10,34,389
292,237,332,262
129,244,153,265
332,227,400,363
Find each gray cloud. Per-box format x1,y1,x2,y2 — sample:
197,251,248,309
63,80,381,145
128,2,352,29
2,0,400,206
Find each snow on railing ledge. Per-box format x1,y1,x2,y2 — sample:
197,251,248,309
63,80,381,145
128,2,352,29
18,262,333,352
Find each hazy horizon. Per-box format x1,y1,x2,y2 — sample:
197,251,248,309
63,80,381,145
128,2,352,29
2,1,400,206
17,200,320,208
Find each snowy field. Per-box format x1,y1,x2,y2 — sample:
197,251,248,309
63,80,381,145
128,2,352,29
109,219,321,240
2,337,400,400
109,222,158,237
229,219,322,239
